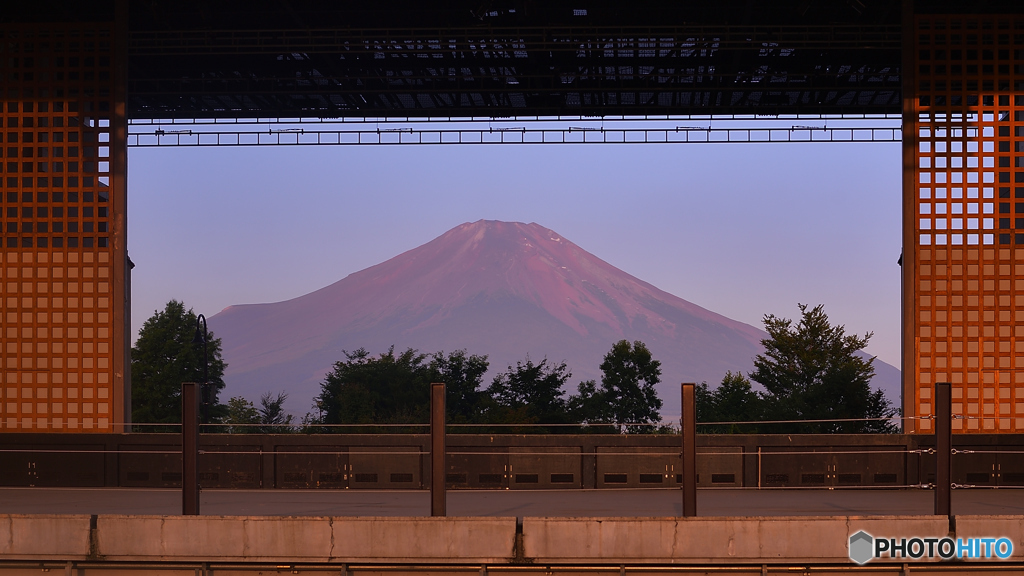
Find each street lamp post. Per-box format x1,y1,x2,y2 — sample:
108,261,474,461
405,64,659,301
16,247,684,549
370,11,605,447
193,314,209,425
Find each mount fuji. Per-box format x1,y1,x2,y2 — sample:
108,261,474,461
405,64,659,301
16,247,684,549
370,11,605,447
209,220,900,416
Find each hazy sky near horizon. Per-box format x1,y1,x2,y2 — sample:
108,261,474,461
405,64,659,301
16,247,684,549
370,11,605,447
128,141,902,380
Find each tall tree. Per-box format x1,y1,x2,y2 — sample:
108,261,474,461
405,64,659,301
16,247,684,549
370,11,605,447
258,391,294,433
486,357,572,431
568,340,664,433
428,350,490,423
131,300,227,425
224,396,260,434
567,379,613,429
598,340,663,433
315,347,431,425
749,304,898,433
695,372,764,434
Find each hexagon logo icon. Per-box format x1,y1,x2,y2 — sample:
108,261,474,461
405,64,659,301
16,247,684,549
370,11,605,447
849,530,874,565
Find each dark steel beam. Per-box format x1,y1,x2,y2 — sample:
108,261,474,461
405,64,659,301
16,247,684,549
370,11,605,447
431,382,446,517
681,382,696,517
182,382,200,516
934,382,951,518
125,125,902,147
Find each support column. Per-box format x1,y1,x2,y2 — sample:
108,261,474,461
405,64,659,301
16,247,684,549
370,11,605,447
182,382,200,516
681,382,696,517
907,7,1024,437
900,0,918,436
0,15,126,434
431,382,446,517
934,381,951,517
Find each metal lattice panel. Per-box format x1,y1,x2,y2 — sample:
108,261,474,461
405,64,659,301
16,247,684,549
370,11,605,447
907,13,1024,434
0,23,129,433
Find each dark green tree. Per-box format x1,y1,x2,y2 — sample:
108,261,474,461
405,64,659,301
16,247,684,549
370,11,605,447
567,379,614,431
428,350,490,423
131,300,227,426
695,372,764,433
568,341,663,433
598,340,663,433
315,347,431,426
223,391,295,433
749,304,898,433
486,357,572,431
224,396,260,433
258,391,294,433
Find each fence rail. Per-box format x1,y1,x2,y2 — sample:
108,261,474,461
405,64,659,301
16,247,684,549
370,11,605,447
2,432,1022,491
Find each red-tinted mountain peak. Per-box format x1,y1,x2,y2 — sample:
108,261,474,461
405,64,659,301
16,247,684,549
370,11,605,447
210,220,898,414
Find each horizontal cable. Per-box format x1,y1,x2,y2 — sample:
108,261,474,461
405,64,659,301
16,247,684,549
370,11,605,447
22,413,981,432
696,415,922,426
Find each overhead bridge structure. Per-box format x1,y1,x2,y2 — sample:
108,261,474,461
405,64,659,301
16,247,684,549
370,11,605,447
119,1,905,121
2,0,1024,440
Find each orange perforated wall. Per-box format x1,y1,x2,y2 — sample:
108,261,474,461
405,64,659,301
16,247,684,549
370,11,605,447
0,22,127,432
906,14,1024,433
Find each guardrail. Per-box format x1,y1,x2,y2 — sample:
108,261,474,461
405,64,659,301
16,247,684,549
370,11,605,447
2,431,1022,490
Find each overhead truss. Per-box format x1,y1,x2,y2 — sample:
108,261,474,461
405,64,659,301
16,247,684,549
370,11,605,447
126,116,903,146
127,24,902,120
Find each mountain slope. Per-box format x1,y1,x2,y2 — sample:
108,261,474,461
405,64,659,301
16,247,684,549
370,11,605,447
209,220,900,416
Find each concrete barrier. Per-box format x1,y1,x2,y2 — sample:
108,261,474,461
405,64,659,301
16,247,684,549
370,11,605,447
953,516,1024,559
3,514,1022,566
96,516,518,563
0,515,92,559
522,516,952,564
1,515,516,563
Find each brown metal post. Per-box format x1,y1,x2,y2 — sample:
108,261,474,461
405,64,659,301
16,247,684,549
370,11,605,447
182,382,200,515
681,382,696,517
431,382,446,517
934,381,951,517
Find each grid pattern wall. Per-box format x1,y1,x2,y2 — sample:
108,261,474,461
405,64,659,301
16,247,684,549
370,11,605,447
0,24,124,432
912,15,1024,433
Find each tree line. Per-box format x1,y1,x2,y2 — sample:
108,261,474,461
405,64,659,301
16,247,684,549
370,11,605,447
130,300,897,434
305,338,664,433
697,304,897,433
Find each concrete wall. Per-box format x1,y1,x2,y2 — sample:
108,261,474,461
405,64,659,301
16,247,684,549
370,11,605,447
523,516,953,564
2,514,1022,565
0,515,91,559
1,515,517,563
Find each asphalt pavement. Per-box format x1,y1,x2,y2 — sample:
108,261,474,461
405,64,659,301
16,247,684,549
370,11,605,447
2,487,1023,516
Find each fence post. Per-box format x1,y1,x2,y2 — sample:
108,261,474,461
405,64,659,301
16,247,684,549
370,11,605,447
182,382,200,515
681,382,696,517
934,381,951,518
431,382,446,517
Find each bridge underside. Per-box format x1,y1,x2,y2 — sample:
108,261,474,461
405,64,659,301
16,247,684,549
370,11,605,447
11,0,911,119
3,1,1024,435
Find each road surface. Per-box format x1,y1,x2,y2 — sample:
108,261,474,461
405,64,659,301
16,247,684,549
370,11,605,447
2,487,1022,516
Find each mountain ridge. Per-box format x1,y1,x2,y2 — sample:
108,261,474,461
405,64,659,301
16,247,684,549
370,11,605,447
210,220,899,416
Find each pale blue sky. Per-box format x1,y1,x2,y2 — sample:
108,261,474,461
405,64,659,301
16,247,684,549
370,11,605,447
128,141,902,373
